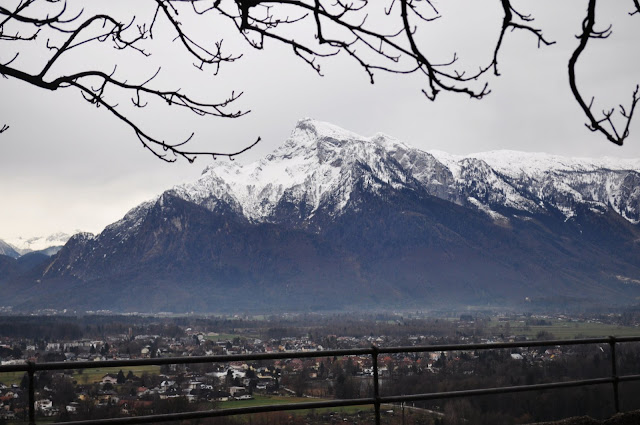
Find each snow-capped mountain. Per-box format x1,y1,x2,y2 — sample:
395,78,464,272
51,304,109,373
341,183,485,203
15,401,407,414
5,232,74,255
3,119,640,313
169,118,640,227
432,150,640,223
171,119,419,223
0,239,19,259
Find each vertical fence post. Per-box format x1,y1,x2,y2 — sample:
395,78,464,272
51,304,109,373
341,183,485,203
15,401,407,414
609,336,620,413
372,345,381,425
28,361,36,425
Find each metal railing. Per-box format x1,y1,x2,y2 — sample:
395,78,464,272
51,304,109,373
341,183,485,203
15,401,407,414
2,335,640,425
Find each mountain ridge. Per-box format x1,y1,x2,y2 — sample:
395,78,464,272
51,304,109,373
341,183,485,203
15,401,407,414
0,240,19,259
2,118,639,313
1,232,75,257
169,118,640,227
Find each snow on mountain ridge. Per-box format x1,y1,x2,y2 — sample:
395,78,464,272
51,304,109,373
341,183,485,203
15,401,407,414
470,150,640,176
5,232,76,254
173,118,419,221
428,149,640,221
0,239,20,258
164,119,640,224
477,152,640,222
429,150,640,176
102,199,157,240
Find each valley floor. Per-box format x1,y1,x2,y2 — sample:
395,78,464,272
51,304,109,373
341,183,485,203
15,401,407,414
534,410,640,425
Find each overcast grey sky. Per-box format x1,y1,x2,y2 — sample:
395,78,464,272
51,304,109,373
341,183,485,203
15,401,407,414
1,1,639,240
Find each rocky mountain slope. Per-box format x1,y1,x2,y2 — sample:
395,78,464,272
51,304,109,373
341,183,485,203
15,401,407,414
2,119,640,313
0,240,19,259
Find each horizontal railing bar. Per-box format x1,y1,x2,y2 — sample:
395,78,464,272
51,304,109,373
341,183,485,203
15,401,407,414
0,348,374,373
381,377,614,403
4,336,640,374
50,376,640,425
35,347,373,371
2,336,638,425
605,336,640,343
0,363,31,373
617,374,640,383
379,336,640,355
54,398,377,425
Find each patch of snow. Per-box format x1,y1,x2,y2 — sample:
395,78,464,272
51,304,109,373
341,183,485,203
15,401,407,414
6,232,78,254
616,275,640,286
428,150,464,178
431,149,640,223
468,197,509,223
172,118,421,221
469,150,640,177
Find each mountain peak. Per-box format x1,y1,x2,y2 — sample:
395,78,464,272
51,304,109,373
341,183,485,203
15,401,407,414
272,118,365,162
174,119,421,222
0,239,20,259
173,120,640,225
290,118,364,143
288,118,406,151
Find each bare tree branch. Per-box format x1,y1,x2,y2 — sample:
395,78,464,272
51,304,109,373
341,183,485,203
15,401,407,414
569,0,639,146
0,0,252,162
492,0,556,77
0,123,8,134
1,0,638,158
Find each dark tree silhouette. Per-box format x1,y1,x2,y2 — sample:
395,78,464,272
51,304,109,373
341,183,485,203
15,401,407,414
117,369,126,384
569,0,640,146
0,0,638,161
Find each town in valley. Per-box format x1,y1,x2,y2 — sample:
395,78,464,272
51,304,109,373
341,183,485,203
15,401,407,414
1,310,640,424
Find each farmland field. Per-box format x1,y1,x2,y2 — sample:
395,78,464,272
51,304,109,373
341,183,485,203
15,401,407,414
71,365,162,383
490,319,640,339
0,370,26,386
204,333,243,341
1,365,162,387
219,395,373,415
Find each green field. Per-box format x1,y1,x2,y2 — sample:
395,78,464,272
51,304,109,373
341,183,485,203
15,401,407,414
491,319,640,339
0,370,27,386
1,365,162,387
204,333,243,341
72,365,162,383
218,395,372,415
